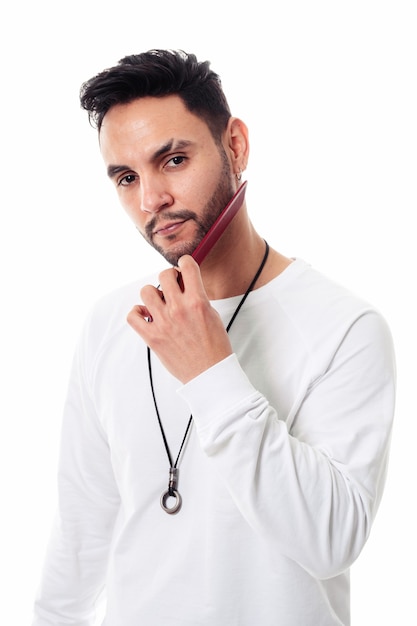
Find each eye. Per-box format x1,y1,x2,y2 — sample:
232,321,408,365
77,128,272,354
166,155,186,168
118,173,138,187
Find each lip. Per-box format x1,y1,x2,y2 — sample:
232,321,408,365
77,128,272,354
153,219,188,237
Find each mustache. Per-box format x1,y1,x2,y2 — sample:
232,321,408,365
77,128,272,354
145,210,197,239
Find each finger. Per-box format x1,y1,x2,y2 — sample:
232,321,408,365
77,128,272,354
140,284,166,309
177,255,207,297
158,266,183,296
127,304,154,329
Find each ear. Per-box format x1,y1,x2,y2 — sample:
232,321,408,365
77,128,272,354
225,117,249,177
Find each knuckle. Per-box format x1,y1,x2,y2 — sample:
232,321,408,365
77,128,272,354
140,284,152,300
159,267,176,283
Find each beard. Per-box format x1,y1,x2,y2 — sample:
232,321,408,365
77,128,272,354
143,153,235,267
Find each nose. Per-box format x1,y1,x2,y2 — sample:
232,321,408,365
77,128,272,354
140,176,174,214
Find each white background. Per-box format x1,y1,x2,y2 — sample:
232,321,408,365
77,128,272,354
1,1,415,623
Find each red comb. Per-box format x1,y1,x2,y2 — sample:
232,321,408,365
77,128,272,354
191,181,247,265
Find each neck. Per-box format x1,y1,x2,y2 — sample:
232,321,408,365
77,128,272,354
199,225,291,300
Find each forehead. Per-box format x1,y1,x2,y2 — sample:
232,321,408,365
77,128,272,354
99,95,212,160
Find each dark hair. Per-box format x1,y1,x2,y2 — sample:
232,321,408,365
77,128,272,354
79,49,232,141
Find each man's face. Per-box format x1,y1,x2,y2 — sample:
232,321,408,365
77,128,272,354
99,95,235,266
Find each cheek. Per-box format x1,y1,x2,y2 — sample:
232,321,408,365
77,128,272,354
182,165,220,207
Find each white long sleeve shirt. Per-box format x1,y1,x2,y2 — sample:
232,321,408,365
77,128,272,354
33,258,396,625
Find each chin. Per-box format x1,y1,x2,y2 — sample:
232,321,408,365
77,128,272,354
155,240,198,267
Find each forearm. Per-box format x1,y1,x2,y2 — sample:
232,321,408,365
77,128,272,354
33,349,120,625
32,512,114,625
178,319,395,579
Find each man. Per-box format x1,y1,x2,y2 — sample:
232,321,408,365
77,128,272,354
32,49,396,625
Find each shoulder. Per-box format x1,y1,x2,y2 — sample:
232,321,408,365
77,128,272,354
262,258,394,355
269,258,377,315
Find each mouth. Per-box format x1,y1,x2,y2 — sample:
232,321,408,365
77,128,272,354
153,219,189,238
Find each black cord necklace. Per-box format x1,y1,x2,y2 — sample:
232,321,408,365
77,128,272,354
147,240,270,514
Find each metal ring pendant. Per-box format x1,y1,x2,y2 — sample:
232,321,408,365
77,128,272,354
160,489,182,515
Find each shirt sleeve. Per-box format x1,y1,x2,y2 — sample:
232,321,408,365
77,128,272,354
32,331,121,625
177,309,396,580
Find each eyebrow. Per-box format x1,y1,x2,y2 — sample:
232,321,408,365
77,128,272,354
107,164,132,179
106,138,193,180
